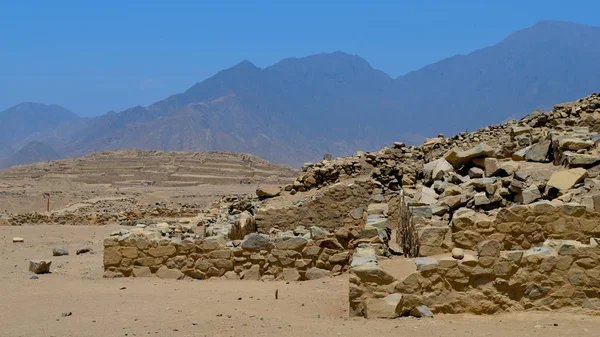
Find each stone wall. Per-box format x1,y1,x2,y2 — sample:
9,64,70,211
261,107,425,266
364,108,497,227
103,225,364,281
350,238,600,317
104,197,393,282
452,201,600,251
254,179,376,233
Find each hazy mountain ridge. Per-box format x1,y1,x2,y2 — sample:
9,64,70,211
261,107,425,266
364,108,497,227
2,20,600,168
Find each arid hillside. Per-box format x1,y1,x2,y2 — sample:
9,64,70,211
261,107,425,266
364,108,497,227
0,149,298,186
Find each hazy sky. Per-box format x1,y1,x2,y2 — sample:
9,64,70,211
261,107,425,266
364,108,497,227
1,0,599,116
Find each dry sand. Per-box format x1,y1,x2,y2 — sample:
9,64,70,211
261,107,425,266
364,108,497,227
1,225,599,337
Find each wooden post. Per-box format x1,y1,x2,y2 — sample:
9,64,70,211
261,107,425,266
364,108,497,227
43,192,50,213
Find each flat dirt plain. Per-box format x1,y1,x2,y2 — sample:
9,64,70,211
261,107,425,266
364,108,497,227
1,151,600,336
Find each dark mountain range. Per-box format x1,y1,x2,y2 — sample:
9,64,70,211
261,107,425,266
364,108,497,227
3,141,61,168
0,102,78,145
1,20,599,168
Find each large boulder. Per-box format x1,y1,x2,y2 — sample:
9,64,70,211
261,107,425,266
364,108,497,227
414,186,438,205
559,151,600,167
525,140,551,162
558,137,593,151
445,143,494,168
546,168,588,193
424,158,454,182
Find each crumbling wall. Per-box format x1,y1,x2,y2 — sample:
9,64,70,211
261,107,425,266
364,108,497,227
103,226,363,281
350,238,600,317
254,180,375,233
452,201,600,251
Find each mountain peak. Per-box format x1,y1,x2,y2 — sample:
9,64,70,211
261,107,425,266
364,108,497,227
229,60,260,72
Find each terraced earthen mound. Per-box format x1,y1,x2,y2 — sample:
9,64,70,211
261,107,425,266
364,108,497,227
0,149,298,186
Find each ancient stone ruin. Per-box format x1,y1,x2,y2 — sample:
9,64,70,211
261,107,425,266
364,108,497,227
104,93,600,317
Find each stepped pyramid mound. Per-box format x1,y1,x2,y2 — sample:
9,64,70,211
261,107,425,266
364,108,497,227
0,149,298,186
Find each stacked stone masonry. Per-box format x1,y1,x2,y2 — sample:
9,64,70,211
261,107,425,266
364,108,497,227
453,201,600,251
412,201,600,256
104,199,392,281
350,238,600,317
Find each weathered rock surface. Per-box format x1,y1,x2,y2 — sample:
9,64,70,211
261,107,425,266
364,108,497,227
29,260,52,274
52,248,69,256
256,185,281,199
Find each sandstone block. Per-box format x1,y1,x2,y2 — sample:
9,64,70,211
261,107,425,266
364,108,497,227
546,168,588,193
132,266,153,277
283,268,301,281
156,266,184,279
365,294,403,319
199,236,226,252
103,247,122,266
120,246,139,259
243,264,261,280
305,267,330,280
147,245,176,258
446,143,494,168
274,236,308,251
525,140,551,162
224,271,240,280
209,249,233,260
351,262,395,285
329,252,350,264
477,240,501,257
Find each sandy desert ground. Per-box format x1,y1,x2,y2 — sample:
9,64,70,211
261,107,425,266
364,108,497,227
1,224,599,337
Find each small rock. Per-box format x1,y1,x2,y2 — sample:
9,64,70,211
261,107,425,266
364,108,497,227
30,275,39,280
61,312,72,317
53,248,69,256
468,167,484,178
76,248,93,255
409,305,434,318
256,185,281,199
473,192,491,206
29,260,52,274
451,248,464,260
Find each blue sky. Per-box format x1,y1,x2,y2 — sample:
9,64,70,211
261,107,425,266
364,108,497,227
1,0,599,116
